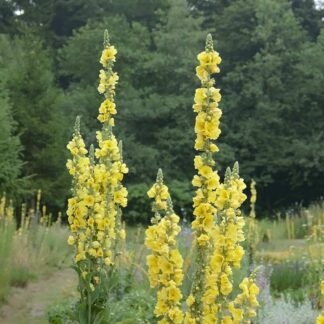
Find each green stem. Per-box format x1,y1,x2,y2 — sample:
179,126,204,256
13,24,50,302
87,260,91,324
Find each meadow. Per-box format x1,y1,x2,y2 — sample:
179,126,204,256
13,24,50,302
0,195,323,323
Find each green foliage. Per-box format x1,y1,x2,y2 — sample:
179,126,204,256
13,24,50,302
125,180,194,224
271,261,307,294
48,288,155,324
48,300,78,324
291,0,324,39
0,219,15,302
102,289,155,323
270,260,321,304
0,87,27,197
10,265,36,287
59,15,151,138
1,0,170,43
0,33,69,208
59,1,204,212
169,179,194,217
125,183,151,224
218,0,324,207
0,217,72,304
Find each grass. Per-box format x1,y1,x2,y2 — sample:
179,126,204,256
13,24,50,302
0,218,72,304
0,219,15,301
1,201,323,321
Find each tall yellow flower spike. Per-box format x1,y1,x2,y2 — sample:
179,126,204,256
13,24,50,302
145,169,184,324
185,33,222,324
248,179,258,266
66,116,92,263
203,164,260,323
185,35,259,324
66,31,128,298
94,29,128,262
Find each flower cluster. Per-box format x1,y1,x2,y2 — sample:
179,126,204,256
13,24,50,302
184,35,259,324
201,164,249,322
317,280,324,324
250,180,256,217
248,179,258,266
145,169,184,324
97,38,118,124
185,34,223,323
95,31,128,252
66,31,127,293
228,276,260,321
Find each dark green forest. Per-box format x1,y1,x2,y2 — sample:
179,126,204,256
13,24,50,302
0,0,324,222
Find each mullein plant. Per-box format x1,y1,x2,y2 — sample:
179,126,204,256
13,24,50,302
184,33,223,324
146,34,260,323
185,35,260,324
66,30,128,323
145,169,184,324
247,180,258,267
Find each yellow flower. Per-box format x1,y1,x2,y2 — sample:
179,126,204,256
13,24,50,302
146,170,184,323
197,234,210,246
96,248,103,257
170,249,183,267
197,51,221,67
168,307,183,323
67,235,75,245
66,34,128,311
104,257,112,265
210,253,224,272
92,241,100,249
317,315,324,324
147,185,157,198
114,187,128,207
159,257,174,275
220,273,233,295
194,155,204,169
207,172,220,189
108,72,119,89
198,165,213,178
210,87,221,103
247,309,257,318
119,228,126,240
196,65,209,81
192,175,202,187
221,315,232,324
194,134,205,150
99,99,116,115
186,294,195,307
167,284,182,303
193,203,215,218
194,88,208,104
100,46,117,66
249,283,260,295
75,251,86,262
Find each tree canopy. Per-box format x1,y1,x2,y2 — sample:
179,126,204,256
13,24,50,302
1,0,323,220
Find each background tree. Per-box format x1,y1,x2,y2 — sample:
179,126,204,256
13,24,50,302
0,0,323,217
0,33,69,209
222,0,324,207
0,84,27,197
291,0,324,39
